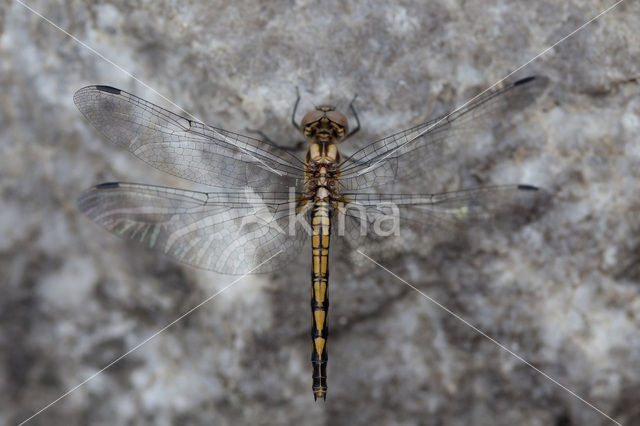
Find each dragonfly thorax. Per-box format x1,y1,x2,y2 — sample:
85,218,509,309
304,163,342,202
306,140,341,165
302,106,344,202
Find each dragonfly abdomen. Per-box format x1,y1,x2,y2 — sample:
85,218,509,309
311,201,331,400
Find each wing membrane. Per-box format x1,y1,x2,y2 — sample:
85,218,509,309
339,76,548,190
337,185,550,242
74,86,306,190
78,183,311,274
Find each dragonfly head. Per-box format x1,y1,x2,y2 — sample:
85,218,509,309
301,106,349,142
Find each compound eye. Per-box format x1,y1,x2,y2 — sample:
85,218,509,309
325,111,348,129
300,110,324,127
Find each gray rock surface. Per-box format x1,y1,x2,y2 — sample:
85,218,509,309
1,0,639,425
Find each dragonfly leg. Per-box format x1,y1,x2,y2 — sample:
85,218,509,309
244,86,307,151
245,127,306,151
291,86,301,130
343,94,360,141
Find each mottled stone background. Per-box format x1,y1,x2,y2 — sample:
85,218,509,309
2,0,639,425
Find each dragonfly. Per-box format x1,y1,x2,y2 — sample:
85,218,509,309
75,76,549,400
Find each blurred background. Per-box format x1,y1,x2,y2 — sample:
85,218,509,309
1,0,639,425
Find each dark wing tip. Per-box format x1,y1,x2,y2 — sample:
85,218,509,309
517,184,539,191
94,85,122,94
73,85,122,109
95,182,120,189
514,76,536,86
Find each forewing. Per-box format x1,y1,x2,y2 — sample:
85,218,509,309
74,86,305,190
78,183,311,274
338,76,549,190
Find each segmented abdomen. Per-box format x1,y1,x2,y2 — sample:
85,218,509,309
311,201,331,400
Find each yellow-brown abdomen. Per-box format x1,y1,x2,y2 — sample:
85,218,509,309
311,201,331,400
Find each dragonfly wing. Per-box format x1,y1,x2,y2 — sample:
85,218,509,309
338,76,549,190
338,185,550,243
78,183,311,274
74,86,306,190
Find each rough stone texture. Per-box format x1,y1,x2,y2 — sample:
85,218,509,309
2,0,639,425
